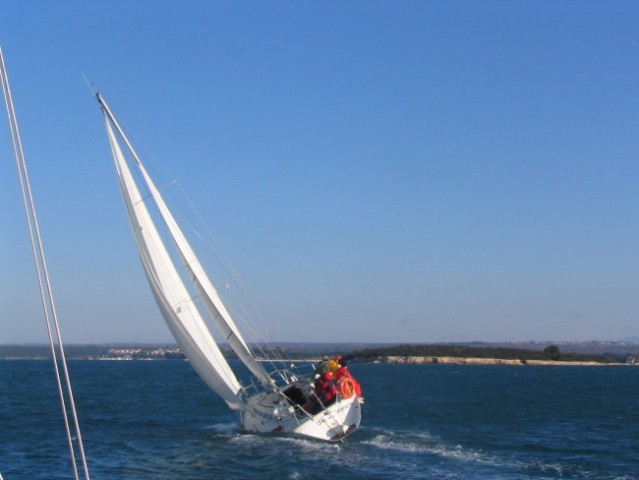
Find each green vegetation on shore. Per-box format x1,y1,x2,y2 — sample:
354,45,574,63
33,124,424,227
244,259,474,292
345,344,626,364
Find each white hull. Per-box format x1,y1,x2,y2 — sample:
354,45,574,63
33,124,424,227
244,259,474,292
240,386,362,442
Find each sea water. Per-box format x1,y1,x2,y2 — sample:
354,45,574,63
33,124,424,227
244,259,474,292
1,360,638,479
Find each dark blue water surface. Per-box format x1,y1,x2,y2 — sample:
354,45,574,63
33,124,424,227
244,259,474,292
1,360,638,479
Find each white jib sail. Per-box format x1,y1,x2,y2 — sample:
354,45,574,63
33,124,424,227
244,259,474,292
98,95,273,391
104,116,243,408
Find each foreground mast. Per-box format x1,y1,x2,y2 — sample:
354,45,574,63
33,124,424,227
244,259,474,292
1,46,91,479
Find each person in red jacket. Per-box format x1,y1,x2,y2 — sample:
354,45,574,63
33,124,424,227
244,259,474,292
333,359,350,382
304,371,337,414
317,371,337,407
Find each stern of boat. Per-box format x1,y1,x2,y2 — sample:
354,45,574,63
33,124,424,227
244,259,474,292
292,395,361,442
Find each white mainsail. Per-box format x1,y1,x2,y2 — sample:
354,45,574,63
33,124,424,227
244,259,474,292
103,115,244,408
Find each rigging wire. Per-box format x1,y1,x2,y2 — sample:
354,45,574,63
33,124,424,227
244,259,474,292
0,46,91,480
174,183,288,367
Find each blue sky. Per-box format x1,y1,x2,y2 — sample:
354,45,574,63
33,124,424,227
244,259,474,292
1,1,638,344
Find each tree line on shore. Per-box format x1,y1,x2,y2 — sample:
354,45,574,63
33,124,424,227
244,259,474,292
344,344,626,364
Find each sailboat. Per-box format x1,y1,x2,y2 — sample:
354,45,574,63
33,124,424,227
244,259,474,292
96,93,362,441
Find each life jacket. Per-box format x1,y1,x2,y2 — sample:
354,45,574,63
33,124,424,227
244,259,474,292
334,367,362,397
327,359,340,373
334,366,350,381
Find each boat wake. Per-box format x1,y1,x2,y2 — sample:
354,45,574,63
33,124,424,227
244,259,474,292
360,428,491,461
354,427,633,480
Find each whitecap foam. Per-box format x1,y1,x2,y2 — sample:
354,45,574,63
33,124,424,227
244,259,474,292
361,430,440,453
204,422,241,436
274,435,339,451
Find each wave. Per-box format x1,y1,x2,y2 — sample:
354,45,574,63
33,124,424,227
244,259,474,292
228,430,343,456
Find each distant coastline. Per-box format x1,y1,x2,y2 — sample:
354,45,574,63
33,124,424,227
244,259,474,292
0,345,185,361
1,341,638,365
379,356,635,366
346,342,639,366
